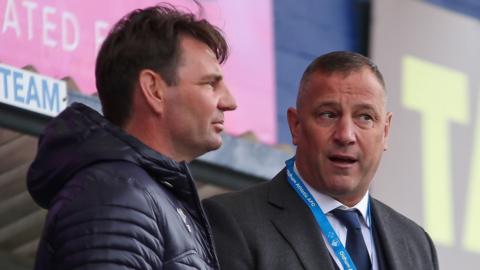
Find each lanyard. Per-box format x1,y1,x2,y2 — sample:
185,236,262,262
285,157,365,270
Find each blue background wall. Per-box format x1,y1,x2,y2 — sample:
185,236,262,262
274,0,369,143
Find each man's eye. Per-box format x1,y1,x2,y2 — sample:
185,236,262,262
356,114,375,128
205,80,218,88
359,114,373,121
318,112,337,119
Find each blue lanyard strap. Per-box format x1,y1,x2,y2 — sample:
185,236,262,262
285,157,357,270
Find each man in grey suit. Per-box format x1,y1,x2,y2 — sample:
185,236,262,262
203,51,439,270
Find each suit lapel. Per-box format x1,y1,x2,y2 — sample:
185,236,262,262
265,172,413,270
371,199,412,270
268,169,336,270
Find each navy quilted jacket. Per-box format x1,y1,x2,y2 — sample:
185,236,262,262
27,103,219,270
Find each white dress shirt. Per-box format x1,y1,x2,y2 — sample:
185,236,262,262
294,163,378,270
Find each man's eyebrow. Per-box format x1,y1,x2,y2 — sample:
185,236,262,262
313,101,340,108
353,103,378,111
200,74,223,81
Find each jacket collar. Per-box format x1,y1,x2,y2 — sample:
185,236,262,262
74,102,199,201
27,102,195,208
268,169,337,270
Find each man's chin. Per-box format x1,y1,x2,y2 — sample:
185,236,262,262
324,179,357,194
205,138,223,152
326,184,367,206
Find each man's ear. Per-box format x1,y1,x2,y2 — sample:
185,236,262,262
138,69,166,115
287,107,300,146
383,112,393,151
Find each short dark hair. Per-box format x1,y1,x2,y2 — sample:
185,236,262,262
95,4,228,127
300,51,385,90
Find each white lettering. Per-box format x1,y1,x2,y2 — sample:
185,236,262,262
22,0,38,40
61,11,79,51
42,6,57,47
2,0,21,37
94,20,109,52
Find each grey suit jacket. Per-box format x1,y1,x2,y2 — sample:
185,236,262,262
203,169,439,270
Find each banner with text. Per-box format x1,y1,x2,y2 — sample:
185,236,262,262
0,0,276,143
371,0,480,268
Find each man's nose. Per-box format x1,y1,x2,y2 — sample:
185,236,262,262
218,84,237,111
333,117,356,146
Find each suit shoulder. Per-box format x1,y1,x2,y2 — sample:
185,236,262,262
372,199,439,268
66,161,162,197
53,161,159,219
372,198,427,234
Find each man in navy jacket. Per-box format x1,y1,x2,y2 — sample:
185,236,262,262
27,4,236,270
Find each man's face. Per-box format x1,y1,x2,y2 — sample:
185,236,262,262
163,36,237,160
288,68,392,206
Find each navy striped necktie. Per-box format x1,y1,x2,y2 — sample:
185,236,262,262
330,209,372,270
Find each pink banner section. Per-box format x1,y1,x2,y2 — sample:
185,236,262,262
0,0,276,143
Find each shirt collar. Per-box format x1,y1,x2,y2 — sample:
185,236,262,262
293,162,371,227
